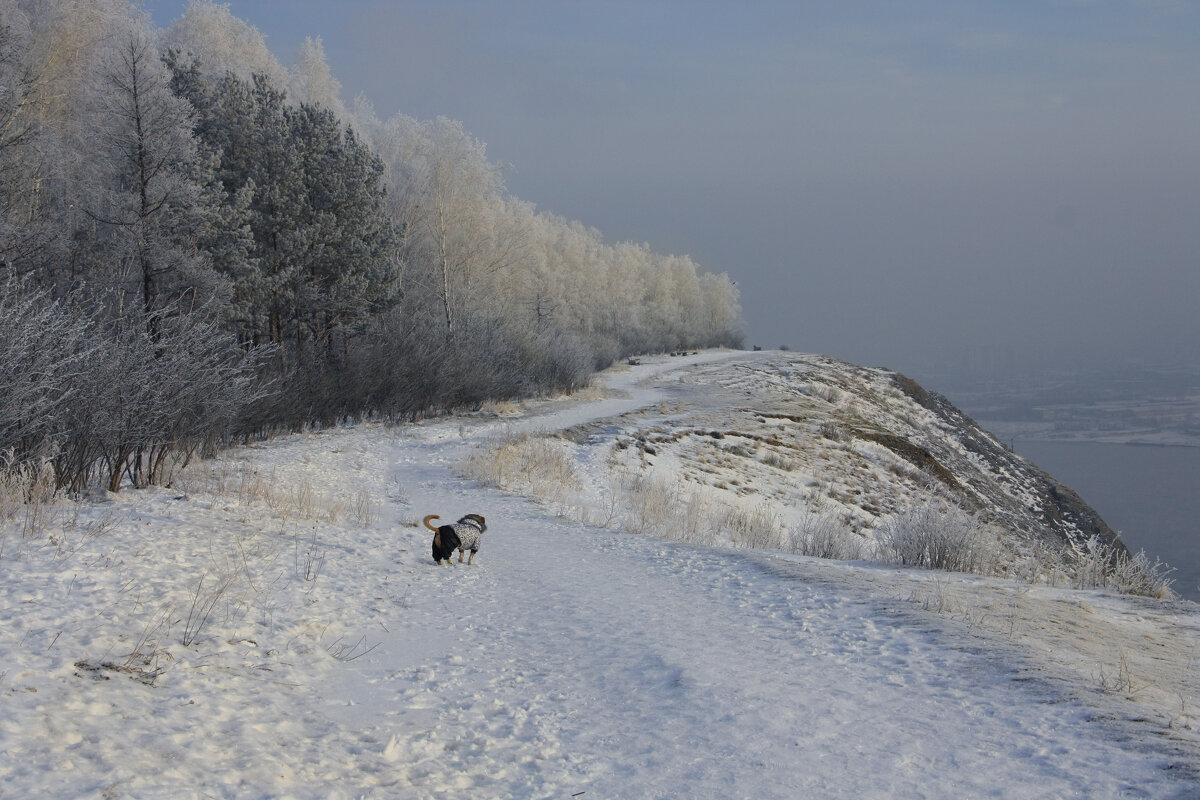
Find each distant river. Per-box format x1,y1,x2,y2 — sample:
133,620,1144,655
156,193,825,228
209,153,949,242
1015,441,1200,602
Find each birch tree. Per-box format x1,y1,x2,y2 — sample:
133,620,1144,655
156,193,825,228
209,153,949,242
85,24,221,319
0,0,131,282
161,0,287,86
402,116,512,336
289,36,344,118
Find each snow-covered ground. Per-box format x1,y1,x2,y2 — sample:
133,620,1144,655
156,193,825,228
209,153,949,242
2,351,1198,798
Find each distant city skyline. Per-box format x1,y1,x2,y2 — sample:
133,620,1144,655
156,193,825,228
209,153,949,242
149,0,1200,387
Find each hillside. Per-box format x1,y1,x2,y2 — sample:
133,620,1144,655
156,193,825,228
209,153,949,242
1,351,1197,798
538,353,1126,560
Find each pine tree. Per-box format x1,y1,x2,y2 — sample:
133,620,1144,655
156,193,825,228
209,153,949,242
285,103,398,359
169,64,399,366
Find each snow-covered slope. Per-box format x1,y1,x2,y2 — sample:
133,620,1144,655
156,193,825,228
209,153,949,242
1,350,1197,798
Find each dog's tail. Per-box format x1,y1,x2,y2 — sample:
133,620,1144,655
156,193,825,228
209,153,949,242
423,514,442,532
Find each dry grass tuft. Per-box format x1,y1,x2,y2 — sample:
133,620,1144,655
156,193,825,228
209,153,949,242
0,454,58,539
463,432,582,510
478,399,521,417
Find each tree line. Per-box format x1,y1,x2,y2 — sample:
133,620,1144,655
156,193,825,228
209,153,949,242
0,0,742,492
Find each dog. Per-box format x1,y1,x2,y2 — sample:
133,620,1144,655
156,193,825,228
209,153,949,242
425,514,487,565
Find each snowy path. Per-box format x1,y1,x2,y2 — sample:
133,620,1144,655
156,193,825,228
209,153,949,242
340,511,1180,798
322,353,1193,799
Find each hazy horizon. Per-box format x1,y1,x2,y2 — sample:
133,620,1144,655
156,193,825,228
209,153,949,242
148,0,1200,389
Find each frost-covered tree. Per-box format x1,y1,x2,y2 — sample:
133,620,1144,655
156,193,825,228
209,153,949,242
399,116,513,336
167,68,301,354
0,0,132,283
0,2,39,267
168,63,399,366
284,101,399,357
289,36,344,118
2,0,742,476
160,0,287,86
83,23,224,319
351,94,743,362
165,57,267,342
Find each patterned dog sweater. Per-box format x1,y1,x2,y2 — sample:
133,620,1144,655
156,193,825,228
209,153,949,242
451,518,484,552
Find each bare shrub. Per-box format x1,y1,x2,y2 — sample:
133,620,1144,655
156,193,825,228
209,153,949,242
0,462,24,525
0,278,274,494
1096,648,1140,698
879,501,995,574
787,510,864,560
813,385,842,405
1073,535,1114,591
350,489,376,528
62,308,271,493
295,525,326,585
0,279,99,478
582,486,622,529
293,481,317,519
1118,550,1176,599
819,422,844,442
877,507,1174,598
721,441,755,458
1004,536,1072,587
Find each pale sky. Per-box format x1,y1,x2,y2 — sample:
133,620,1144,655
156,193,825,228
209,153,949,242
148,0,1200,385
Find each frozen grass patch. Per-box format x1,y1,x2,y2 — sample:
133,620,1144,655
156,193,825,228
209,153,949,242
877,504,1176,599
761,451,797,471
1072,536,1176,599
0,456,124,561
621,474,678,536
478,399,521,417
175,456,376,528
713,503,784,549
617,473,787,549
569,378,611,403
